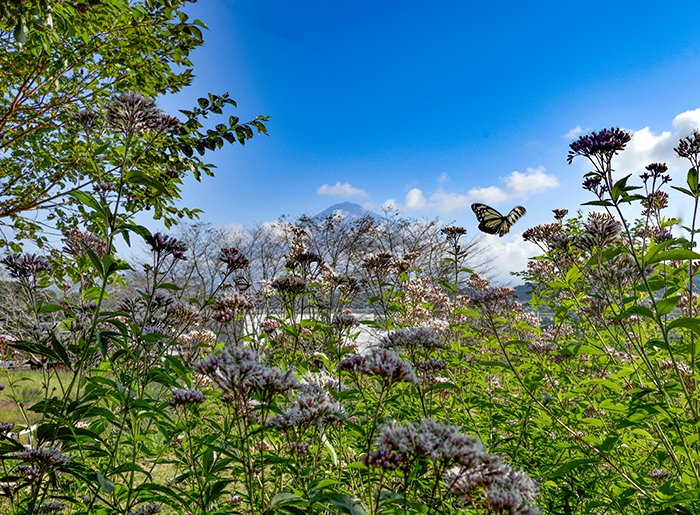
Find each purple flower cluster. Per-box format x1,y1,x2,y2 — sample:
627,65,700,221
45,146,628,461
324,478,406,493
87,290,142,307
269,382,342,430
1,253,50,279
446,463,540,515
382,327,446,353
567,128,631,165
171,388,206,406
63,228,109,257
219,247,250,273
195,347,298,400
105,92,180,135
385,419,484,466
20,447,68,468
129,502,162,515
338,349,418,385
145,232,187,261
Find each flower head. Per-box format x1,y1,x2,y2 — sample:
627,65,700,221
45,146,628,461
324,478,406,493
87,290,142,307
145,232,187,261
675,130,700,169
130,503,162,515
104,92,163,134
171,388,206,406
567,128,632,165
220,247,250,273
1,253,50,280
339,349,419,385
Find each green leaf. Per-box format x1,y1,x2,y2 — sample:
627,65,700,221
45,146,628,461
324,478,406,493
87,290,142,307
656,296,681,316
646,248,700,265
97,472,115,494
549,458,599,479
688,168,699,193
669,317,700,336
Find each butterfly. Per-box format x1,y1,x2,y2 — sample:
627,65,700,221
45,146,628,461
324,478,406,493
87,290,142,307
470,203,526,237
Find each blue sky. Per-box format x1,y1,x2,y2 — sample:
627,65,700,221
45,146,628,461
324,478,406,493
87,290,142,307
160,1,700,281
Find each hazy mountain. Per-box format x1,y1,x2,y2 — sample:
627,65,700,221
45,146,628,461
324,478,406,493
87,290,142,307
312,202,381,221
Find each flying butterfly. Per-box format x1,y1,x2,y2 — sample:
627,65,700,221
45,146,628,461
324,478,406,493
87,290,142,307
470,203,526,237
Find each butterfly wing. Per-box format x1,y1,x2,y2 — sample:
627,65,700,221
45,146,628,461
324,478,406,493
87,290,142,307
471,203,505,235
500,206,526,236
471,203,526,237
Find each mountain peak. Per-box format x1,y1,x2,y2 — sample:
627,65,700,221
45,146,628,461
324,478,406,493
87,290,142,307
312,202,380,221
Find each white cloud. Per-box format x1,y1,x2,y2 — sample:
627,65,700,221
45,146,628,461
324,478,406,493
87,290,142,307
563,126,583,139
481,237,539,285
429,190,470,214
672,108,700,136
405,188,427,209
437,172,450,185
316,181,368,199
503,166,560,195
467,186,509,205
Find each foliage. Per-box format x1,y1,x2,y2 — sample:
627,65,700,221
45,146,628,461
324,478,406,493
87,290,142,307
0,0,268,247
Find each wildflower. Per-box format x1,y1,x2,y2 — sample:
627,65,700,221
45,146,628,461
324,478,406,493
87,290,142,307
63,229,109,257
574,212,620,251
213,291,256,322
363,448,405,471
285,251,323,272
156,114,181,134
130,502,162,515
441,225,467,245
171,388,206,406
194,347,298,400
269,382,342,430
104,92,163,134
339,349,418,385
1,253,50,279
37,501,66,513
362,252,393,273
0,421,14,435
260,319,281,333
220,247,250,273
382,327,446,353
641,162,671,184
675,130,700,169
271,276,307,295
567,128,632,165
145,232,187,261
552,209,568,221
581,174,606,196
333,311,358,330
20,447,68,468
446,463,540,515
522,223,567,250
467,273,490,291
375,419,486,468
649,468,670,480
641,191,669,216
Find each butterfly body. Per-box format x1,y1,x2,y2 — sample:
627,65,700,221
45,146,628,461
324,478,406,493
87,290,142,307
471,203,526,237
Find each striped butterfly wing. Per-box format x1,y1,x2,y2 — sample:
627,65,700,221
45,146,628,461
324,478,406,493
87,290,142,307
502,206,526,236
471,203,526,237
471,203,506,235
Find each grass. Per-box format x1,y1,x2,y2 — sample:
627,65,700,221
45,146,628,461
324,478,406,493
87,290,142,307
0,368,75,425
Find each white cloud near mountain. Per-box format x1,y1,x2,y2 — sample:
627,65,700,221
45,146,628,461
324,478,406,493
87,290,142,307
316,181,368,199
